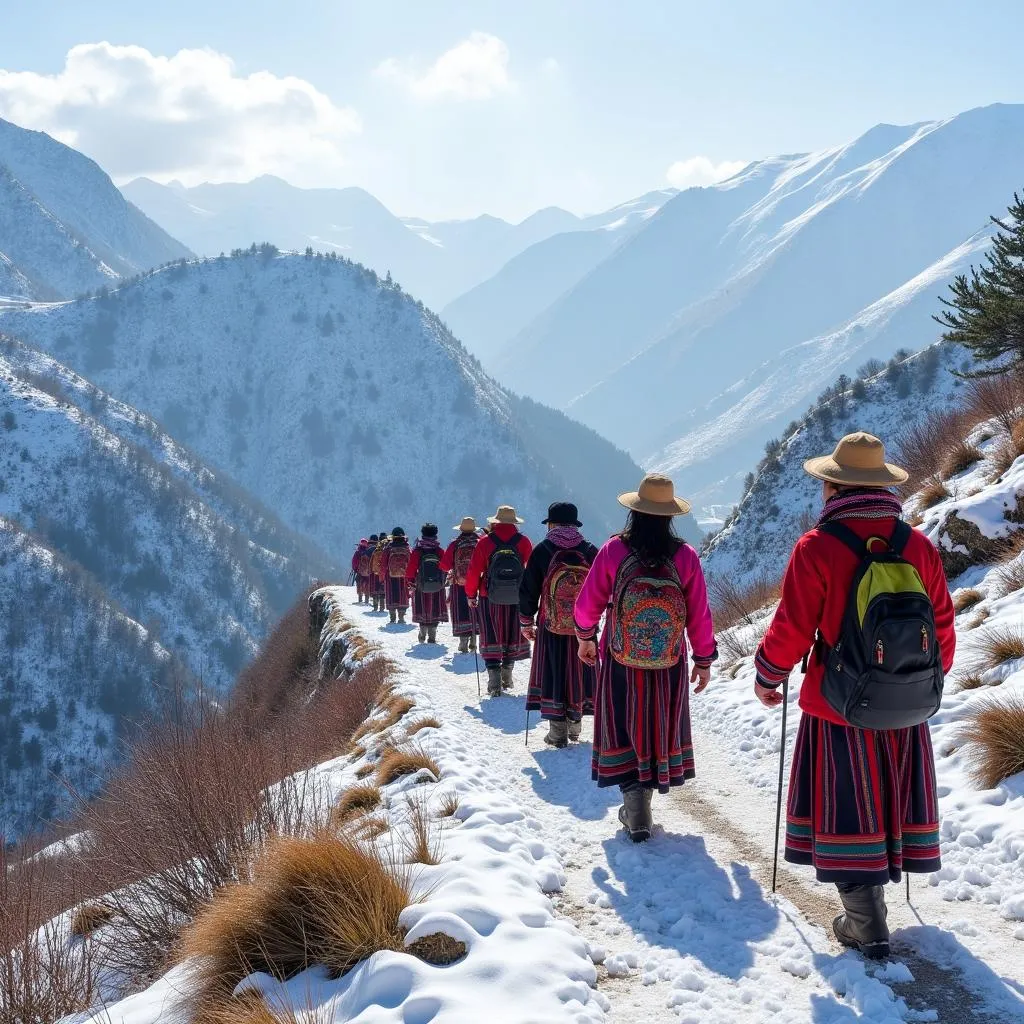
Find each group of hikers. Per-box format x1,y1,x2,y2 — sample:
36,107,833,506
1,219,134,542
348,432,956,962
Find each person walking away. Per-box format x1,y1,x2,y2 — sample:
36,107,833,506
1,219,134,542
753,432,955,960
407,523,449,643
465,505,533,696
381,528,412,624
520,502,598,747
442,517,481,653
354,537,374,604
575,474,717,843
369,533,389,612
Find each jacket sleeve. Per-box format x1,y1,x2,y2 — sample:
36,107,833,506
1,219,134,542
680,546,718,667
406,548,421,583
351,551,361,572
755,534,826,688
440,540,456,573
574,541,616,640
464,536,491,600
519,542,551,622
922,537,956,672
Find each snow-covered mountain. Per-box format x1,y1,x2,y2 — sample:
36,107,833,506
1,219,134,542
0,117,191,301
0,249,676,551
0,333,333,837
441,190,676,363
489,104,1024,511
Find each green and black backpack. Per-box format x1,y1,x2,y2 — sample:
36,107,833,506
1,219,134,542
818,520,943,730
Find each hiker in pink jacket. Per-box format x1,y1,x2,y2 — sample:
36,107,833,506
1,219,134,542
575,474,717,842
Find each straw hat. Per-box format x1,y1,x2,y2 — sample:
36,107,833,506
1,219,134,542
803,431,908,487
617,474,691,517
487,505,524,525
453,516,478,533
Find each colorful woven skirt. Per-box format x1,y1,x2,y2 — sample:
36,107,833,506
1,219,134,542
592,649,693,793
477,596,530,665
449,584,476,637
784,713,941,885
384,575,409,612
412,588,448,626
526,627,595,722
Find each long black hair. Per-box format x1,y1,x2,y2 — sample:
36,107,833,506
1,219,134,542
620,511,683,566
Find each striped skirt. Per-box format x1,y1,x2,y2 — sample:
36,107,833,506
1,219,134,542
449,584,476,637
357,573,372,597
412,588,448,626
526,628,595,722
384,575,409,611
478,596,530,665
784,713,941,885
592,648,693,793
372,573,386,598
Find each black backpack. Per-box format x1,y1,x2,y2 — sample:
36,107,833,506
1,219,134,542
417,548,446,594
487,533,525,606
818,520,943,730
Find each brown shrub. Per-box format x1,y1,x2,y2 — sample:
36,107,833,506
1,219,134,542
355,763,376,779
895,408,975,498
963,373,1024,435
375,747,441,786
953,589,984,613
968,624,1024,674
959,692,1024,789
707,573,780,635
180,834,410,1009
943,440,984,478
916,475,951,511
406,717,442,736
331,784,381,825
70,901,116,938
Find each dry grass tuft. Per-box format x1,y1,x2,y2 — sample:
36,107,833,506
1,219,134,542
959,692,1024,789
351,718,379,743
437,791,461,819
944,440,985,478
70,901,116,938
349,743,367,760
406,717,442,736
353,817,391,841
378,694,417,731
956,674,988,692
968,623,1024,673
969,608,991,629
406,931,468,966
994,559,1024,599
355,763,376,780
330,784,381,826
196,991,338,1024
180,833,410,1008
375,747,441,787
403,795,441,865
916,475,951,511
953,589,985,613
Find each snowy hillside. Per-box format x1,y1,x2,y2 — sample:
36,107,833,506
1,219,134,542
702,343,967,587
0,249,655,552
0,336,335,837
492,104,1024,510
441,190,676,363
0,117,190,300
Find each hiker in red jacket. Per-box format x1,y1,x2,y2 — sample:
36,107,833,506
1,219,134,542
380,527,411,625
369,533,389,613
406,523,449,644
464,505,533,696
441,517,481,654
754,432,955,960
353,537,374,604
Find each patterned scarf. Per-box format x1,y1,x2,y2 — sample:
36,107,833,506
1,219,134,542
817,487,903,527
547,526,584,549
415,536,442,551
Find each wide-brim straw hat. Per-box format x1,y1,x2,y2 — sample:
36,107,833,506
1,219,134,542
488,505,524,525
803,431,908,487
618,474,691,517
453,516,478,533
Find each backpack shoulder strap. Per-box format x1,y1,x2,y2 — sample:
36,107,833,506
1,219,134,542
818,521,867,557
889,520,912,556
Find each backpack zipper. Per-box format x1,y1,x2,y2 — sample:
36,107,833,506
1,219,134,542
875,640,884,665
921,626,929,654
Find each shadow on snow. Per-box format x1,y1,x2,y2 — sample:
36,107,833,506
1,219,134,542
521,744,619,821
404,643,448,661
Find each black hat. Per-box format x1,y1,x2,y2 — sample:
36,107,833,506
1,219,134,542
392,526,405,537
369,534,378,542
542,502,581,527
421,523,439,538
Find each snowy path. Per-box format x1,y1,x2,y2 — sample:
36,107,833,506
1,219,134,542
353,593,1024,1024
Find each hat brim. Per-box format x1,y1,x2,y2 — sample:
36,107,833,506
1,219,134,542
488,515,525,525
453,523,477,532
617,492,692,517
803,456,909,486
542,517,582,527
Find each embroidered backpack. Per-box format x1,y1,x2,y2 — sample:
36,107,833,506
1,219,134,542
453,537,477,586
610,551,687,670
487,533,525,606
541,547,591,635
357,549,372,575
370,546,386,576
416,546,446,593
388,545,411,578
817,521,943,729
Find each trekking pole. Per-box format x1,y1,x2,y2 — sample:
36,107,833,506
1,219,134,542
771,674,790,895
472,610,481,698
524,708,530,747
906,873,910,904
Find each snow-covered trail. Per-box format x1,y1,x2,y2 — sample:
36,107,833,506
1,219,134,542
352,592,1024,1024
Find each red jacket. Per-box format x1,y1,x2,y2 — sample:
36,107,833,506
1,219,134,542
755,517,956,725
464,524,533,600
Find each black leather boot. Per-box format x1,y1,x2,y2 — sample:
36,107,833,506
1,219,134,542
833,884,890,960
427,626,437,644
486,666,502,697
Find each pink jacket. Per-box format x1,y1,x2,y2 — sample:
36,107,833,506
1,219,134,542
574,537,718,668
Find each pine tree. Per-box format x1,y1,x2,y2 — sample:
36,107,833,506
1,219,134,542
935,192,1024,374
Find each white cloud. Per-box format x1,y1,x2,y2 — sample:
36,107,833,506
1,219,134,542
0,42,361,184
376,32,514,101
666,156,747,189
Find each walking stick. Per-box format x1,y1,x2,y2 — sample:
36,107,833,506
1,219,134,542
525,707,530,747
472,603,481,698
771,674,790,895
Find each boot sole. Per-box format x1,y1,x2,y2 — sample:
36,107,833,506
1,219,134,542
543,738,568,748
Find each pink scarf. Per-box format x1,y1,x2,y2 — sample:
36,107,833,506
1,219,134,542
547,526,584,549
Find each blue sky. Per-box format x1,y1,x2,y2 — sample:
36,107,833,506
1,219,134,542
1,0,1021,220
